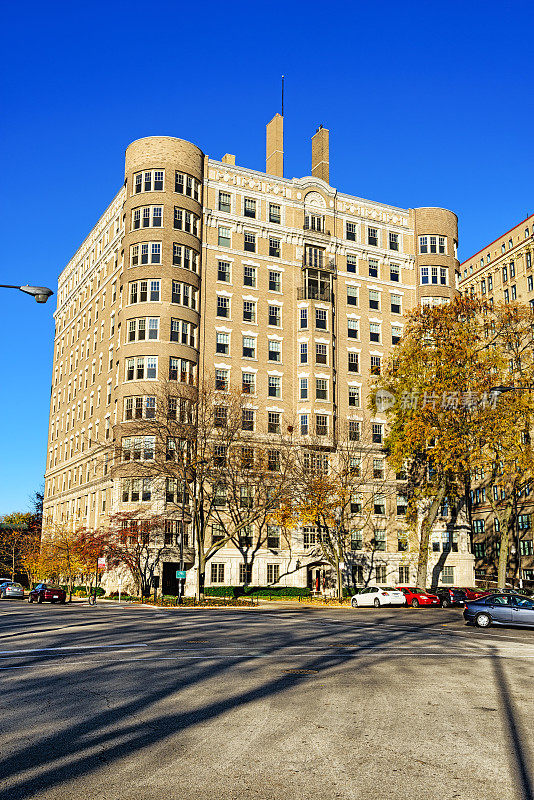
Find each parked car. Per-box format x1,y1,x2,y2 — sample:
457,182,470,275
464,593,534,628
458,587,492,600
0,581,24,599
351,586,406,608
433,587,468,608
28,584,67,604
396,586,440,608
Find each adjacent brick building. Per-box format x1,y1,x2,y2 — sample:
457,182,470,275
459,215,534,587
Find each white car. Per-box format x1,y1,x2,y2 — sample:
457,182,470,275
350,586,406,608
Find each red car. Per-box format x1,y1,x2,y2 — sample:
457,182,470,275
459,587,491,600
28,583,67,604
396,586,440,608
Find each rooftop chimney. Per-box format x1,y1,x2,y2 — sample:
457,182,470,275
221,153,235,165
266,113,284,177
311,125,329,184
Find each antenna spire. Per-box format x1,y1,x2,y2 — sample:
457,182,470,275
281,75,284,117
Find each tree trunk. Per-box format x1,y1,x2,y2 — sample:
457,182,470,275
336,561,343,601
416,484,447,589
497,520,512,590
196,549,205,602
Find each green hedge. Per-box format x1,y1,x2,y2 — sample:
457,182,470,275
204,586,311,599
60,585,105,596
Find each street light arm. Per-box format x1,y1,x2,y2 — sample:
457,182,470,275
0,284,54,303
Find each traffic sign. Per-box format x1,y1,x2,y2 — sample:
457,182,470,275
176,570,186,580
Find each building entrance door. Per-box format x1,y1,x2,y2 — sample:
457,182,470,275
307,567,324,593
162,562,180,596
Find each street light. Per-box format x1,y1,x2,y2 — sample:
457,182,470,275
0,284,54,303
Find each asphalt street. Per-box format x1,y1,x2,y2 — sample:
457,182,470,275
0,600,533,800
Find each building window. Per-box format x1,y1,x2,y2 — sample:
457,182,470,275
399,565,409,583
211,563,225,583
268,340,281,361
370,356,381,375
169,357,195,384
218,192,231,213
528,275,533,292
518,514,531,530
244,232,256,253
268,305,281,326
216,332,229,355
269,238,281,258
215,369,228,391
267,563,280,584
268,411,280,434
300,413,309,435
520,540,534,556
129,280,160,304
134,169,164,193
300,377,308,399
269,271,281,291
504,289,509,304
389,232,399,251
175,171,200,200
347,287,358,306
349,421,360,441
243,300,256,323
243,265,256,287
346,222,357,241
216,260,230,282
442,566,454,585
121,478,152,503
218,227,231,248
300,308,308,329
125,356,157,381
348,352,359,373
372,423,383,443
217,296,230,318
130,242,162,266
132,205,163,229
122,436,155,462
242,372,255,394
241,409,254,431
239,563,253,584
390,263,400,282
170,319,196,347
244,198,256,218
300,342,308,363
173,208,199,236
369,259,378,278
127,317,159,342
316,378,328,400
511,285,517,301
368,227,379,247
373,529,386,550
373,458,384,479
369,290,380,310
391,294,401,314
348,319,359,339
316,414,328,436
269,203,281,224
304,214,324,232
172,244,199,271
421,267,429,285
315,343,327,364
369,323,380,343
488,274,493,291
348,387,360,407
268,376,281,397
347,254,357,273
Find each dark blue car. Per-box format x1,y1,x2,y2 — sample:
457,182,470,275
463,593,534,628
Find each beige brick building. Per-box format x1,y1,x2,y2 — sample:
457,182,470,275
459,215,534,587
43,117,475,594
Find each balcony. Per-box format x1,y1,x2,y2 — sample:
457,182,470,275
297,285,332,301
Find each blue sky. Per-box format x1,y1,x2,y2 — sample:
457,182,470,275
1,0,533,514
